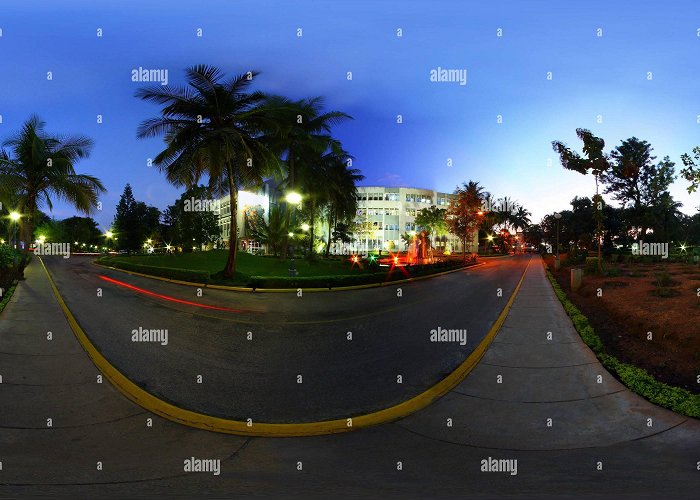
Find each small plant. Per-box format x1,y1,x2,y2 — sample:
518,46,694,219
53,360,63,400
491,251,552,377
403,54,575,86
654,271,672,287
584,257,603,274
604,266,621,277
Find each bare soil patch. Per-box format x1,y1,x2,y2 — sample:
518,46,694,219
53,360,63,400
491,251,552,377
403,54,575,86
550,261,700,393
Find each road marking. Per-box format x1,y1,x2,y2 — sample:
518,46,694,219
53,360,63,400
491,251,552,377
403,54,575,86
40,255,531,437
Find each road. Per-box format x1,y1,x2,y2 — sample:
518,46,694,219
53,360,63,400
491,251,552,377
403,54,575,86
41,255,527,423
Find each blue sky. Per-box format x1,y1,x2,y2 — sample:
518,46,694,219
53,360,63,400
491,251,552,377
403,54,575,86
2,0,700,230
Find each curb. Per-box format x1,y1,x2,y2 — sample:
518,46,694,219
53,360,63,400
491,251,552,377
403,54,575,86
93,260,485,293
41,255,531,437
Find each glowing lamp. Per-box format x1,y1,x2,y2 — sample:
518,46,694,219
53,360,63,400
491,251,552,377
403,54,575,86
285,192,302,205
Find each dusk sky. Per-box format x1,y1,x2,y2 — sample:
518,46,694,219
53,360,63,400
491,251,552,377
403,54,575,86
2,0,700,230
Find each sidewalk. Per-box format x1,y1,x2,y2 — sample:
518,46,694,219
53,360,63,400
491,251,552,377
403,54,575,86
398,256,698,449
0,259,245,486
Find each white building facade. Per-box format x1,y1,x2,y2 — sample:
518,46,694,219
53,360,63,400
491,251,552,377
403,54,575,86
216,183,275,249
347,186,478,255
215,184,479,255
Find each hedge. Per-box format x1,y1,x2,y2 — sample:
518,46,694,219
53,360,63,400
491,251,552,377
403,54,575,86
0,281,17,315
96,257,211,283
545,268,700,418
247,261,470,289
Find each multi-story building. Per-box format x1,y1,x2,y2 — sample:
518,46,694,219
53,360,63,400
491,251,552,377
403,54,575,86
347,186,478,255
215,183,479,255
216,181,277,249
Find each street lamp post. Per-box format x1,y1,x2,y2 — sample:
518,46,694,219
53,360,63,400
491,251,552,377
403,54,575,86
554,212,562,271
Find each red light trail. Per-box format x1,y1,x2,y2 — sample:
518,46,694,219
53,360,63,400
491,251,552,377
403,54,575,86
98,275,246,313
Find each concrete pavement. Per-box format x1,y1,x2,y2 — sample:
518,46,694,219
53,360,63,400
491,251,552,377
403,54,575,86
0,256,698,498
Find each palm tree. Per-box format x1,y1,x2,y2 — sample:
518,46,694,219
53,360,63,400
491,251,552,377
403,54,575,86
136,65,284,277
321,154,364,257
0,115,105,275
511,205,532,232
254,204,287,256
552,128,610,272
266,96,352,258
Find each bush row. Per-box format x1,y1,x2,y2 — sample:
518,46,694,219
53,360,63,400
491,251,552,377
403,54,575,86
0,282,17,315
96,257,211,283
248,261,470,289
545,269,700,418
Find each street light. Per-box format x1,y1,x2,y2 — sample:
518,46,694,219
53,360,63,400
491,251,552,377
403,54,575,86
554,212,562,271
104,231,114,252
285,191,302,205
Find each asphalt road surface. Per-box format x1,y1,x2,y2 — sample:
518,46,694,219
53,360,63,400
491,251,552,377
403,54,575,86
42,255,529,422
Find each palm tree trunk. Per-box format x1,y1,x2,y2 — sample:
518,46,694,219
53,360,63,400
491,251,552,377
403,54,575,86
324,212,334,257
281,154,295,260
223,165,238,278
17,203,35,279
308,199,315,260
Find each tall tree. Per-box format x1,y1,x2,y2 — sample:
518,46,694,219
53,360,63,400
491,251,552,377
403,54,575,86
680,146,700,193
552,128,610,271
112,184,160,251
321,154,363,257
0,115,105,274
602,139,676,238
60,216,102,245
136,65,283,277
415,205,447,237
172,185,220,249
266,96,352,259
446,181,484,259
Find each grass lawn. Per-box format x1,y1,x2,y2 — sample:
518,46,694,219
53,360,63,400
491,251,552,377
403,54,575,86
109,250,363,277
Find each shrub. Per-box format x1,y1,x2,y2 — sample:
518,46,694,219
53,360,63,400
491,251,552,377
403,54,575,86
604,266,621,277
584,257,603,274
247,261,470,289
96,257,210,283
564,246,586,266
654,271,672,287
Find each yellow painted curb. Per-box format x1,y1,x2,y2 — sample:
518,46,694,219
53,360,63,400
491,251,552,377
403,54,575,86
94,259,484,293
42,256,530,437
